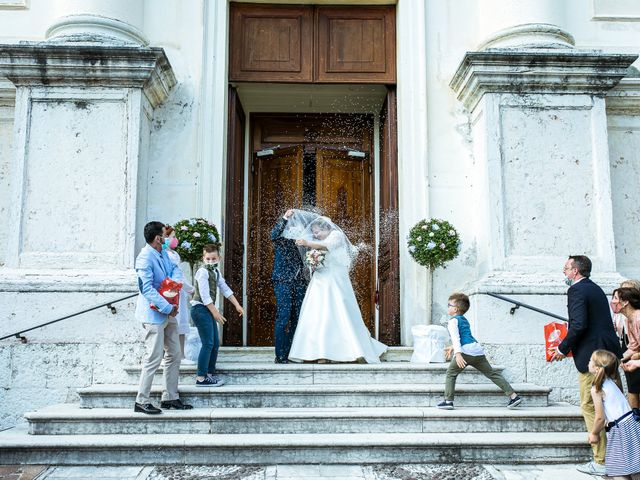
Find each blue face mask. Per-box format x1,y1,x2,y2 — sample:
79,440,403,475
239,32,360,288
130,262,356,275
162,238,170,250
564,277,573,287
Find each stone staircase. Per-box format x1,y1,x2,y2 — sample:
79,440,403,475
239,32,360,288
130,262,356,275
0,347,591,465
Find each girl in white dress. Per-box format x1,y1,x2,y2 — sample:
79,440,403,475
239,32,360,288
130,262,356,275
164,225,195,363
287,216,387,363
588,349,640,479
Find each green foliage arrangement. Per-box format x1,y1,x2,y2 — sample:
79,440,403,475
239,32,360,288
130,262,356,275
172,218,222,268
407,218,460,269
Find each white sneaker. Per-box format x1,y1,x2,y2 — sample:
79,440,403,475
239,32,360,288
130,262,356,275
575,460,606,476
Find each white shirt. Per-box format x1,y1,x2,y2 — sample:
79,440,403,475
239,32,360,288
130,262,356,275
190,267,233,306
601,378,631,422
447,317,485,357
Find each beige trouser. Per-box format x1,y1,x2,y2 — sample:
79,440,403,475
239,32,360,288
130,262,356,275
579,371,606,465
136,317,181,404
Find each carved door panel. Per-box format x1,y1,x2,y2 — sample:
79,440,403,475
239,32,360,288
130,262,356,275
223,86,245,346
315,6,396,83
229,4,313,82
247,146,304,346
315,148,375,333
378,87,400,345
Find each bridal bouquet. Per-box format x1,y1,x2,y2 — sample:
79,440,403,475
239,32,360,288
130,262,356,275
305,249,326,273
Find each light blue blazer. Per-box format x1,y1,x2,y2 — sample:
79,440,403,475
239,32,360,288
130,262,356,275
134,244,185,324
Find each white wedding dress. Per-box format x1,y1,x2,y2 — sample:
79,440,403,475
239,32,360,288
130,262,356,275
288,230,387,363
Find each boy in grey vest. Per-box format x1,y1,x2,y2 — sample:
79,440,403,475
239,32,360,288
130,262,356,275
190,244,244,386
437,292,522,410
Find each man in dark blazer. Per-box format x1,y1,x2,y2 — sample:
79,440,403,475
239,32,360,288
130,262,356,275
552,255,622,476
271,209,308,363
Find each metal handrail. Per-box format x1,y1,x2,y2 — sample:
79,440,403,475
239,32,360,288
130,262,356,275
0,293,138,343
487,292,568,322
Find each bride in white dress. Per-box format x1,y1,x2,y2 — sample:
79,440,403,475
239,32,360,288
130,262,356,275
285,214,387,364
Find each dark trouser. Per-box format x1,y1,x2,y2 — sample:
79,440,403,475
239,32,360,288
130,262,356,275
273,281,307,360
190,304,220,377
444,353,515,401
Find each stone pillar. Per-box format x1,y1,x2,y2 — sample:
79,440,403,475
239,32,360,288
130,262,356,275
606,78,640,280
0,78,15,268
451,26,636,292
448,27,636,376
0,39,175,290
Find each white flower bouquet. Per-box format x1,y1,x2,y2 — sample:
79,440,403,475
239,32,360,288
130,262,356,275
305,249,326,273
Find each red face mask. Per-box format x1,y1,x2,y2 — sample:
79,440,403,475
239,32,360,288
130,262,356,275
169,237,179,249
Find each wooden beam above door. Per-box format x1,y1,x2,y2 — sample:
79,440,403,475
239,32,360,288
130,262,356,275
229,3,396,84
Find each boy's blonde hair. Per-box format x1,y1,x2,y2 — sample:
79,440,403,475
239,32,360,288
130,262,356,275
448,292,470,315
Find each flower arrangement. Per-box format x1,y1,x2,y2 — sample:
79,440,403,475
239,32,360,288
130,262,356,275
305,249,326,273
172,218,222,269
407,218,460,269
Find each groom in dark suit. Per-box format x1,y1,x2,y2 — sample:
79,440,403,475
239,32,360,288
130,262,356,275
271,209,308,363
552,255,622,476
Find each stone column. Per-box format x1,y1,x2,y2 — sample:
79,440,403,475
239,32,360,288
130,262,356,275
46,0,147,46
449,26,636,355
0,37,175,290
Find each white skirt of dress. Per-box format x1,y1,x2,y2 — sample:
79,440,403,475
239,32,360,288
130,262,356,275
288,265,387,364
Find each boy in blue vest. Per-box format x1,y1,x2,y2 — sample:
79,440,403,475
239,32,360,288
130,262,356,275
437,292,522,410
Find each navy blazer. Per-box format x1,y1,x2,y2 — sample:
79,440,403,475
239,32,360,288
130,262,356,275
271,217,307,284
558,277,623,373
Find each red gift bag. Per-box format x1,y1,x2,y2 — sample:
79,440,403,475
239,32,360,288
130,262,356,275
544,321,572,362
150,278,183,311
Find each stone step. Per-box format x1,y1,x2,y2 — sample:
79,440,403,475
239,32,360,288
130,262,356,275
77,383,550,409
123,362,504,386
0,428,591,465
215,346,414,363
25,403,584,435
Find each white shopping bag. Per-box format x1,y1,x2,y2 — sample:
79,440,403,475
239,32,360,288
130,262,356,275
410,325,449,363
184,326,201,362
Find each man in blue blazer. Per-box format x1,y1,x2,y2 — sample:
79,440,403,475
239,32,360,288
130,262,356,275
552,255,622,475
134,221,193,414
271,209,308,363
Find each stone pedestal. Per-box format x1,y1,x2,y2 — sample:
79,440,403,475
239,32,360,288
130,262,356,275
0,42,176,291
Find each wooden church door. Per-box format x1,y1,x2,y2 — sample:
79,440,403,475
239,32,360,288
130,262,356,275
315,148,375,333
247,146,304,346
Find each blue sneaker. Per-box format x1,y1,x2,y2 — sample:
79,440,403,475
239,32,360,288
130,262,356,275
207,374,226,386
436,400,454,410
196,376,221,387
